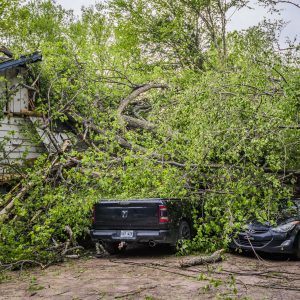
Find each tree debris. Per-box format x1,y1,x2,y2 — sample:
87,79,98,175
179,249,225,268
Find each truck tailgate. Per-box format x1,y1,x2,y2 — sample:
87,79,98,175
93,200,161,230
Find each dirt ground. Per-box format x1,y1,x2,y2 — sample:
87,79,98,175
1,245,300,300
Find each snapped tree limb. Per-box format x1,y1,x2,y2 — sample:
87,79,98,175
0,181,35,221
118,83,168,116
122,115,156,131
180,249,225,268
117,83,168,128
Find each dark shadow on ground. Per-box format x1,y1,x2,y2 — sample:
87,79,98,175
116,243,177,258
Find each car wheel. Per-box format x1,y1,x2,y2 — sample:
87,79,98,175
178,220,191,241
102,242,120,255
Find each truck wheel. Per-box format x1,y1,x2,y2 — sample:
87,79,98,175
178,220,191,241
102,242,120,255
168,222,191,253
296,235,300,260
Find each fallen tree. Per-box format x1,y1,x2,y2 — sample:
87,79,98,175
0,0,300,267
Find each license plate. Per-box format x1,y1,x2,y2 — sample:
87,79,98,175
120,230,134,238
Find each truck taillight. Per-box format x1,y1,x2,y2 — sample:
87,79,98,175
159,205,169,223
92,206,96,224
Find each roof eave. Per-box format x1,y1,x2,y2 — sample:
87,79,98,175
0,51,42,73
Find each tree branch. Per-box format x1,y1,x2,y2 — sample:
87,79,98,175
122,115,156,131
117,83,168,120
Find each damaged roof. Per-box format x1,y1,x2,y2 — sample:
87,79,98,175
0,51,42,72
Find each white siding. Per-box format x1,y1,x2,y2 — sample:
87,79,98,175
2,68,29,113
0,116,45,178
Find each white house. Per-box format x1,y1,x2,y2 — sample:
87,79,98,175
0,51,71,184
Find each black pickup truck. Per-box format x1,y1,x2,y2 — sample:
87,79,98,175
90,198,199,254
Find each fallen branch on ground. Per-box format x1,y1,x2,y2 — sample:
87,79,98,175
180,249,225,268
0,260,45,272
110,259,196,279
114,285,157,299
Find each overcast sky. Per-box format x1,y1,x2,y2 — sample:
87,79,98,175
56,0,299,44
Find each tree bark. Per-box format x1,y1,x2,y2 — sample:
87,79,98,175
117,83,168,116
0,181,35,221
122,115,156,131
180,249,225,268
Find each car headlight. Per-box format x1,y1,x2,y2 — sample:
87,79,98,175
272,221,300,233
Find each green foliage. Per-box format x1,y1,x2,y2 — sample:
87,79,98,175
0,0,300,264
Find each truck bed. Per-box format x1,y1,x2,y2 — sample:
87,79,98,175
93,199,165,230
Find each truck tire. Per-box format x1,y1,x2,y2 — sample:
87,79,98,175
102,242,120,255
178,220,191,241
296,235,300,259
169,220,191,253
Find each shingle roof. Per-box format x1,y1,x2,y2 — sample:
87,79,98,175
0,51,42,72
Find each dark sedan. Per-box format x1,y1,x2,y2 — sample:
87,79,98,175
231,199,300,258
